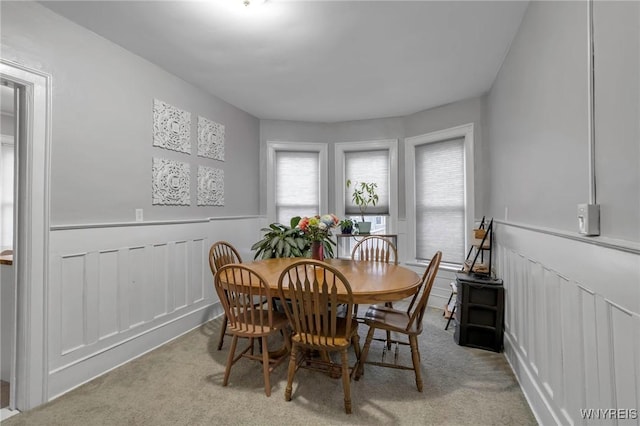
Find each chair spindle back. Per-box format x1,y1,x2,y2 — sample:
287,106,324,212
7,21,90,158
405,251,442,333
351,236,398,264
215,264,271,334
209,241,242,276
278,260,354,347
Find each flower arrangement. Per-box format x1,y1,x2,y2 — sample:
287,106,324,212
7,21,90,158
252,215,340,260
297,214,339,241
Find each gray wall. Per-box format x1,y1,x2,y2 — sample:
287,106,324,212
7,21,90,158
593,1,640,241
260,97,487,221
487,1,639,242
1,2,261,226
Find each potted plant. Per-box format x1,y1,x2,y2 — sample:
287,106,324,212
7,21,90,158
250,218,308,259
339,218,355,235
346,179,378,234
251,216,338,260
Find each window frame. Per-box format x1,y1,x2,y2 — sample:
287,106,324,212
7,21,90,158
334,139,398,234
266,141,328,224
405,124,475,266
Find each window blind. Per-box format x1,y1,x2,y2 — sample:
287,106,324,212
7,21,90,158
344,150,389,215
415,138,465,264
275,150,319,224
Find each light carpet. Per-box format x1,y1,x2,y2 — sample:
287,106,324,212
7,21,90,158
4,307,536,425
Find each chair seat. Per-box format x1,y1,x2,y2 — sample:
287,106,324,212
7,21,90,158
364,305,420,335
292,318,359,348
229,311,289,337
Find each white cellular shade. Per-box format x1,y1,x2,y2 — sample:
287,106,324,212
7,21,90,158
415,138,465,264
344,150,389,215
276,150,319,224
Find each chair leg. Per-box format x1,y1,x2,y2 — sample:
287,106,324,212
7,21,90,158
384,302,393,349
284,344,298,401
409,335,423,392
223,335,238,387
261,336,271,397
351,333,361,379
341,349,352,414
217,314,228,350
355,326,375,380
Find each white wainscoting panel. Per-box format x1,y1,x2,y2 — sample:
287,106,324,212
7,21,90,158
47,217,261,400
495,223,640,426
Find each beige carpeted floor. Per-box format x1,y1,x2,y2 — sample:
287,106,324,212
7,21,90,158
4,307,537,426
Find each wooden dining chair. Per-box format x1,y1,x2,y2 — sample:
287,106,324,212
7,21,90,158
277,259,361,414
355,251,442,392
209,241,244,350
214,264,290,397
351,235,398,264
351,236,398,346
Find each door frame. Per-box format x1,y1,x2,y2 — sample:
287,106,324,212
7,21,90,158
0,59,51,410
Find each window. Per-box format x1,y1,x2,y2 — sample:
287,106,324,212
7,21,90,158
267,141,328,225
0,135,14,250
335,140,398,234
405,124,474,265
275,151,319,223
344,150,390,216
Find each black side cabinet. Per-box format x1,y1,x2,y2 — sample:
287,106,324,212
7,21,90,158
454,273,504,352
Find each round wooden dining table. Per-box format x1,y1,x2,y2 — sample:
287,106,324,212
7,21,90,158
244,257,422,304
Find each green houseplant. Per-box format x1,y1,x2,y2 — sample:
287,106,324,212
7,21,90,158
251,216,336,260
339,218,355,235
251,218,308,259
346,179,379,234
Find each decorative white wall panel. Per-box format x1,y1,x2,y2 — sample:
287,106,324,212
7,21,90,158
197,116,225,161
495,223,640,426
173,241,188,310
152,157,191,205
197,166,224,206
47,216,261,399
153,99,191,154
98,250,119,340
151,244,168,319
190,239,206,303
60,254,86,355
128,247,147,328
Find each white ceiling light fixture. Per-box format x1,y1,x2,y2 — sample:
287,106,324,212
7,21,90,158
243,0,266,7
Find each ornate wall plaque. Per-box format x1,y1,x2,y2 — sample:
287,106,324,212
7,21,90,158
153,99,191,154
152,157,191,205
197,116,225,161
197,166,224,206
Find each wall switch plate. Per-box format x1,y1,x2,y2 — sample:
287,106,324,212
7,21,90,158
135,209,143,222
577,204,599,236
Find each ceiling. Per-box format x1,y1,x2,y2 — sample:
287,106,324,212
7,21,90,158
41,1,528,123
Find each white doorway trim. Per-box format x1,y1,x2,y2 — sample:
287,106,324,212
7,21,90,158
0,59,51,410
